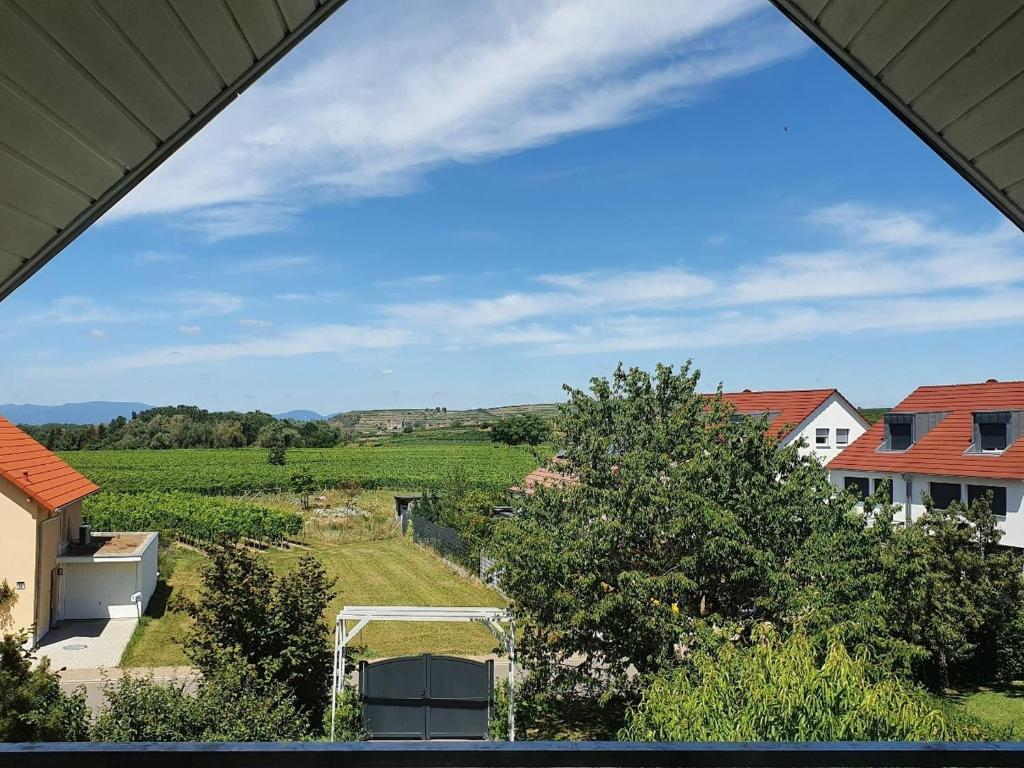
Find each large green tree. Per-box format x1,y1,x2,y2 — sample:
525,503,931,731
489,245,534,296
492,363,848,695
490,414,551,446
176,545,335,729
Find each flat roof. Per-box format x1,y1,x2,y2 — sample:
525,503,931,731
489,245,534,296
59,531,157,562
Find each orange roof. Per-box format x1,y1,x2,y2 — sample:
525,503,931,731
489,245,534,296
829,380,1024,481
0,415,100,512
511,458,577,495
719,389,844,440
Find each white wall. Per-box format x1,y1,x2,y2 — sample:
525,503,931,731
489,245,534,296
61,533,159,620
62,561,140,620
138,533,158,614
783,395,868,463
828,469,1024,548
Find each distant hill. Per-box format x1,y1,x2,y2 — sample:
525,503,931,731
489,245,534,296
858,407,891,425
329,403,559,433
274,410,325,421
0,401,154,426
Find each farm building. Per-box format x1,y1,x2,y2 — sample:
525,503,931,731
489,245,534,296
828,380,1024,549
0,416,157,645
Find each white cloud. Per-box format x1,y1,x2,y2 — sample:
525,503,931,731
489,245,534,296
377,368,394,376
378,203,1024,353
238,318,273,328
178,325,203,336
107,1,804,237
32,325,417,374
88,328,106,339
166,291,244,317
225,255,316,275
134,250,188,264
18,297,129,326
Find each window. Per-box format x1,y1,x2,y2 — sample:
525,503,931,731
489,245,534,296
873,477,894,504
968,485,1008,516
974,421,1007,450
888,421,913,451
836,428,850,446
845,476,870,498
929,482,962,510
816,428,829,447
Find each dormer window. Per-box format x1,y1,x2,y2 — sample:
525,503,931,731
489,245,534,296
974,412,1010,452
883,413,914,451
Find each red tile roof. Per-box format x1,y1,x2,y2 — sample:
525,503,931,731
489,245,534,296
0,415,100,512
719,389,844,440
511,459,576,495
829,380,1024,481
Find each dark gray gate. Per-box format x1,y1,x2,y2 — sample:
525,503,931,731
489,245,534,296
359,654,493,740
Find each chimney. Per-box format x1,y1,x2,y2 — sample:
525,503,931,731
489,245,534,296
79,524,91,546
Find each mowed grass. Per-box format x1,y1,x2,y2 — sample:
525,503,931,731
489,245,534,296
947,682,1024,733
122,505,505,667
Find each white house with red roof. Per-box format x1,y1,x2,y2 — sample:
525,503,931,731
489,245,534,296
828,380,1024,548
0,416,157,645
720,388,870,463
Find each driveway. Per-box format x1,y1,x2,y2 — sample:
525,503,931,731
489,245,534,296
35,619,137,670
59,666,200,713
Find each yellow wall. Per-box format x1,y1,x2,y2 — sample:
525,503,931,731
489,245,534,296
0,476,40,637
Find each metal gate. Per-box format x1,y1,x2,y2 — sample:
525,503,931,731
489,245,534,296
359,654,494,740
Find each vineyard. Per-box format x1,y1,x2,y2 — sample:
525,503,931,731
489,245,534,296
62,444,543,495
84,492,303,543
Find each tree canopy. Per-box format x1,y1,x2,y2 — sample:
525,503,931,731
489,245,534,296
489,414,551,446
491,362,1024,722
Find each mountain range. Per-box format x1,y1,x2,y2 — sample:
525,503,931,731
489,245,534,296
0,401,154,426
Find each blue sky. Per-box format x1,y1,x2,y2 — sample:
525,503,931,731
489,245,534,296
2,0,1023,414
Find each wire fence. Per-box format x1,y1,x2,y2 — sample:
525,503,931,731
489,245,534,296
410,513,474,570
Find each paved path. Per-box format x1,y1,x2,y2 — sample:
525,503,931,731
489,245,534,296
35,619,137,670
59,666,200,713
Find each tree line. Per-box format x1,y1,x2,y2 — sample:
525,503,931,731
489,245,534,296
19,406,354,451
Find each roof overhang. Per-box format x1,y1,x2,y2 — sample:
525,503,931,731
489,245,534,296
771,0,1024,233
0,0,347,302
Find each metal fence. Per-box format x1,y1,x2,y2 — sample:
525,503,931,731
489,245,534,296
410,513,473,569
4,741,1024,768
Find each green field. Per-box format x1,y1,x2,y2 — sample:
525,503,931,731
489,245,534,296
63,443,542,495
123,535,505,667
946,683,1024,734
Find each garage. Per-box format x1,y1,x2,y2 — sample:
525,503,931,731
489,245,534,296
57,532,159,621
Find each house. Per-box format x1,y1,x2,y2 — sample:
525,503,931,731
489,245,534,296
827,380,1024,548
719,388,869,463
0,416,157,645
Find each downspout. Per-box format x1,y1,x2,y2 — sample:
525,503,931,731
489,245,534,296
902,474,913,525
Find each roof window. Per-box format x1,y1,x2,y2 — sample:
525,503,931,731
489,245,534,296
883,413,914,451
974,411,1010,452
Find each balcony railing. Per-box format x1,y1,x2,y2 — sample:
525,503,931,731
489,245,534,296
2,741,1024,768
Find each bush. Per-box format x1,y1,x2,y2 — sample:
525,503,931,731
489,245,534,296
92,659,309,741
621,628,998,741
0,631,90,741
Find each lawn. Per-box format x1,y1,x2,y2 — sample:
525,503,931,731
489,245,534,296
122,496,505,667
947,682,1024,734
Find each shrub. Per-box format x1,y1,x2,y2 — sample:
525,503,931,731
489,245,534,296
621,628,998,742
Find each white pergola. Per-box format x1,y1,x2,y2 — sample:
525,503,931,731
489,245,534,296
330,605,516,741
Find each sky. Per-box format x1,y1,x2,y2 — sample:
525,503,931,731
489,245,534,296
2,0,1023,415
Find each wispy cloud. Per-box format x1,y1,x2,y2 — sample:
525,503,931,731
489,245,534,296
108,1,804,238
379,203,1024,353
237,318,273,328
31,325,417,374
166,291,244,318
18,297,129,326
178,325,203,336
225,255,316,275
88,328,107,339
134,250,188,264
